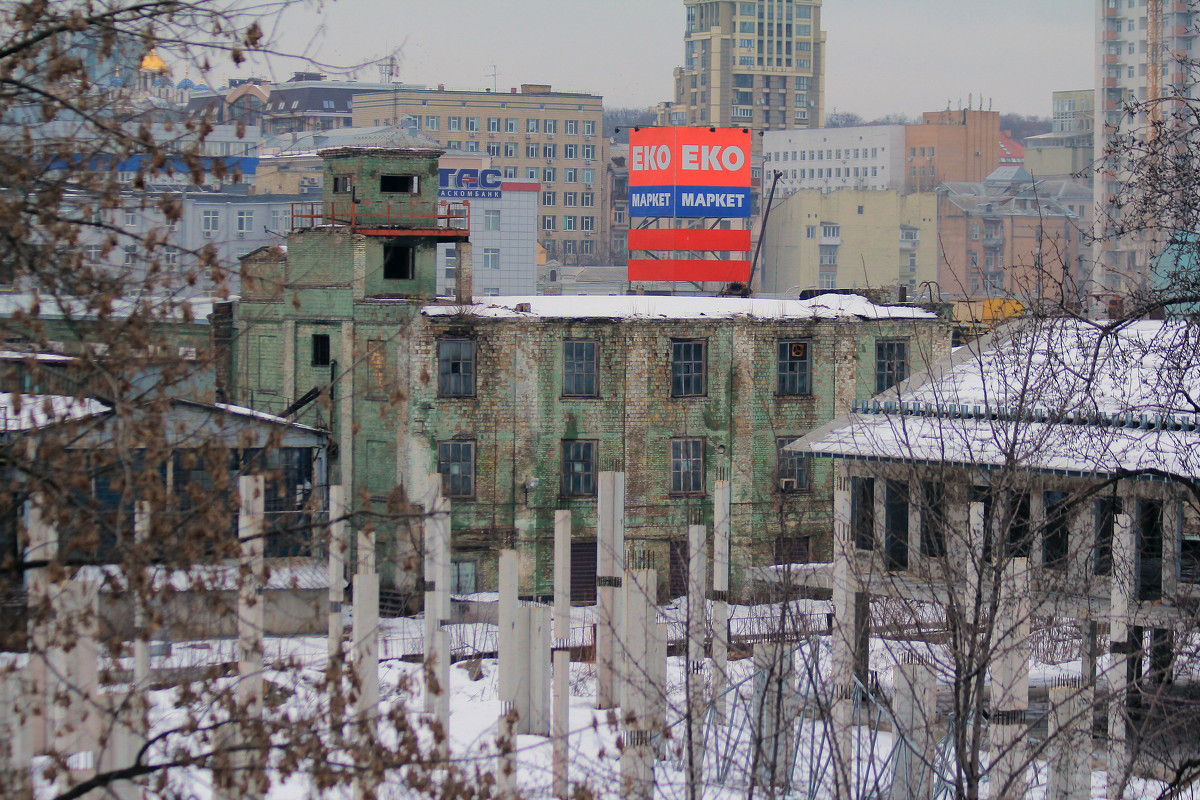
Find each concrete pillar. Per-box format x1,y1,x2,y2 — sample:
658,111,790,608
429,490,453,760
830,464,858,793
351,568,379,734
890,658,938,800
686,523,707,792
552,511,571,799
596,471,625,710
236,474,265,800
988,557,1030,800
512,607,532,733
1047,678,1090,800
621,568,658,800
907,477,923,572
133,502,151,693
1067,499,1092,586
96,691,145,800
52,578,102,772
712,479,731,724
968,500,987,592
0,671,31,795
752,636,796,790
423,476,451,719
1163,498,1181,600
25,493,54,755
454,241,474,304
497,550,520,798
328,485,348,731
649,620,668,759
528,604,551,737
1108,511,1134,800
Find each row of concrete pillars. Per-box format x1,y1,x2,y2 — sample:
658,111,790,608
2,476,289,799
832,488,1171,799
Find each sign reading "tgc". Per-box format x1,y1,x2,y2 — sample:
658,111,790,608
629,127,752,218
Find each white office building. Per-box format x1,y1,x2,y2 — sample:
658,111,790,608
762,126,905,194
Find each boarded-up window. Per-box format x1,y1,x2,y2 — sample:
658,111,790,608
571,541,598,603
257,334,278,393
367,440,392,495
367,339,393,399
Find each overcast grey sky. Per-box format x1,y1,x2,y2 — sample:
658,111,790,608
252,0,1094,119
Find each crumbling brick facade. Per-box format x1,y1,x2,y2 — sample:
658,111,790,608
233,145,953,602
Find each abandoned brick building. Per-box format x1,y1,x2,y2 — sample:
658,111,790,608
233,139,952,600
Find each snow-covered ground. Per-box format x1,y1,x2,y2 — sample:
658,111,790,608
15,607,1200,800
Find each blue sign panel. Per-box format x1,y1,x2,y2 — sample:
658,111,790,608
676,186,752,218
438,168,502,199
629,185,752,219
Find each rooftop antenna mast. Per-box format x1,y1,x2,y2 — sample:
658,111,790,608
487,64,498,93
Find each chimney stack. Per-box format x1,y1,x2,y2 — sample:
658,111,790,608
454,242,474,304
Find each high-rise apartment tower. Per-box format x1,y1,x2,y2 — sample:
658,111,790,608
1093,0,1197,294
658,0,826,131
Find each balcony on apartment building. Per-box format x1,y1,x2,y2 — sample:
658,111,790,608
820,226,842,246
899,229,920,251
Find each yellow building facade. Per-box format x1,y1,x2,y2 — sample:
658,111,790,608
757,189,939,298
352,84,609,265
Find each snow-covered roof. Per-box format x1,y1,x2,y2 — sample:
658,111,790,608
0,294,220,322
793,318,1200,478
209,401,322,433
0,393,107,431
0,350,74,363
422,293,938,321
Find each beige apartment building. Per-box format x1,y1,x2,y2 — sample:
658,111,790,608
658,0,826,131
353,84,608,264
1094,0,1197,294
756,189,938,298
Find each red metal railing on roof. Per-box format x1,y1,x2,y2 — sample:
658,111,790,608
290,200,470,238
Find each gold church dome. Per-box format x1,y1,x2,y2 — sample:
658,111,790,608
140,49,168,73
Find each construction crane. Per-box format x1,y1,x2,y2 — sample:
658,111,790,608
1148,0,1164,130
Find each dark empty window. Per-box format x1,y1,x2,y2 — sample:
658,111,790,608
379,174,418,194
1043,491,1070,569
1006,493,1032,559
851,476,875,550
332,174,352,194
777,339,811,395
561,440,597,496
1094,496,1120,576
885,479,909,570
438,339,475,397
438,440,475,498
383,243,415,280
776,437,809,492
920,481,946,557
670,438,704,495
563,340,598,397
311,333,330,366
1138,499,1164,601
876,339,908,393
671,339,707,397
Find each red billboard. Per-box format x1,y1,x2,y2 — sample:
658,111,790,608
627,126,753,282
